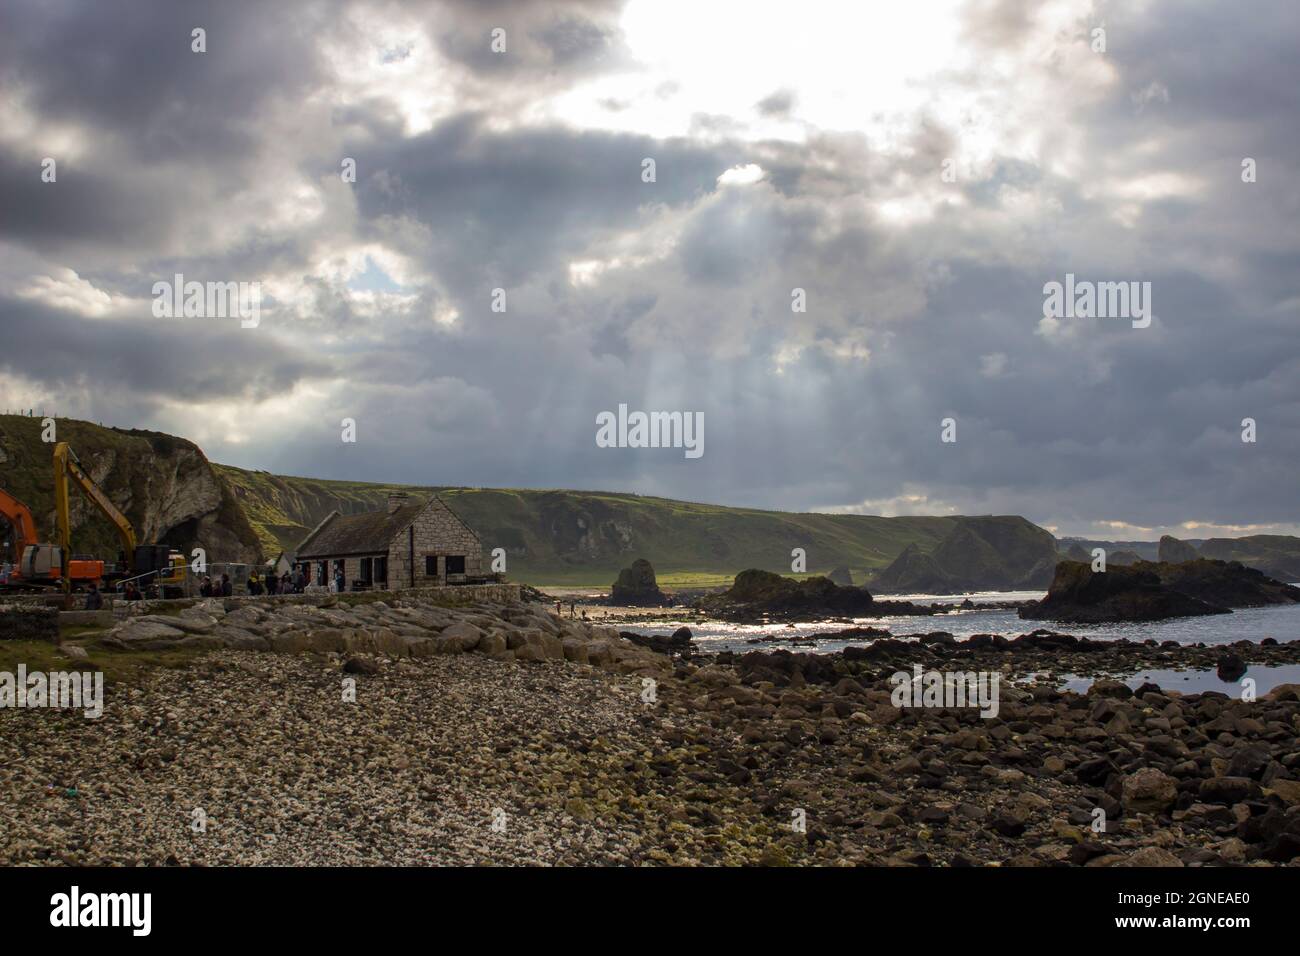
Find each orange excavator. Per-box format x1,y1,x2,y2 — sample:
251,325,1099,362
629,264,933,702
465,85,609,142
1,443,184,593
0,486,104,587
51,442,185,595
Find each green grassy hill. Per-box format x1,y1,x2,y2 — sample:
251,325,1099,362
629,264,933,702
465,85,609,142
216,465,969,587
0,413,1063,588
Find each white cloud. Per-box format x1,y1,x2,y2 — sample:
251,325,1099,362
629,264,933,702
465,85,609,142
716,163,765,187
15,269,116,318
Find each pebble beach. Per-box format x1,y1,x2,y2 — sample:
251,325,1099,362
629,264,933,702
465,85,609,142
3,595,1299,867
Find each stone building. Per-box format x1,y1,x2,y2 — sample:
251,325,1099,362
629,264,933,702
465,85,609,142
294,493,485,591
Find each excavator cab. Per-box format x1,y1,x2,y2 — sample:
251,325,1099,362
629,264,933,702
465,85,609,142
20,543,62,579
14,543,104,588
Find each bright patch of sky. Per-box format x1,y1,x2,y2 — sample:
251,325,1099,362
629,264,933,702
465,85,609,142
346,256,407,293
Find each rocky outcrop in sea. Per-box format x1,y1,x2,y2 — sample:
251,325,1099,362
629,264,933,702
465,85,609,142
1020,559,1300,623
610,558,670,607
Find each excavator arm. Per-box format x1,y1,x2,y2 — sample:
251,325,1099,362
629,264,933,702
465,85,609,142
53,442,137,590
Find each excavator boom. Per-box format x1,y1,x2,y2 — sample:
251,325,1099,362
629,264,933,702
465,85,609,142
54,442,137,591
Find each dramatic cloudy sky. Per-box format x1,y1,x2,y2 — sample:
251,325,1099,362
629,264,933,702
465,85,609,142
2,0,1297,539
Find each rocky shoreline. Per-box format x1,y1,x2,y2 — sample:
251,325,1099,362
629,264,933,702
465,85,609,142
2,595,1298,866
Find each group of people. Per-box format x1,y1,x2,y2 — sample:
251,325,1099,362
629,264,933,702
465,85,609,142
247,567,305,595
198,573,234,598
82,580,142,608
73,564,323,608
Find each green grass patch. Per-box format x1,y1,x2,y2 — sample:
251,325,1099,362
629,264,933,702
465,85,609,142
0,638,208,687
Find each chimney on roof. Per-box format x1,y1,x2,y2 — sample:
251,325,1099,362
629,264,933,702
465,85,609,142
387,492,409,515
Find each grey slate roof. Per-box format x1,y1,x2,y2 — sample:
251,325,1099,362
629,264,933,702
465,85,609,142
296,500,425,558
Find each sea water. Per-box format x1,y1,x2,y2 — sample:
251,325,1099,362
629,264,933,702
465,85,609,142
625,591,1300,654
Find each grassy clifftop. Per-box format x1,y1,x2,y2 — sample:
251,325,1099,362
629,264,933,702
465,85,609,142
216,464,969,586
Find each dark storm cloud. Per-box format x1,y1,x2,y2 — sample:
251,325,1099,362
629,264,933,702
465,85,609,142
0,295,330,404
352,113,740,291
0,149,171,248
0,0,336,163
414,0,628,78
0,0,1296,539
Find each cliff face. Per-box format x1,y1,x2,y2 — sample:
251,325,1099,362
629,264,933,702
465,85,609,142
871,543,953,592
871,516,1059,593
0,415,262,565
1158,534,1199,563
1197,535,1300,583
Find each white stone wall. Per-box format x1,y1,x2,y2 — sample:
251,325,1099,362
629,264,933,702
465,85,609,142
386,497,483,588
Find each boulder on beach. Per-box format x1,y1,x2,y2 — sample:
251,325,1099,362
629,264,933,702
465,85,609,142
619,625,694,657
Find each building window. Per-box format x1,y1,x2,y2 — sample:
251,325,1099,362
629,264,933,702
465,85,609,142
360,557,372,584
445,555,466,575
375,556,387,586
425,555,438,576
